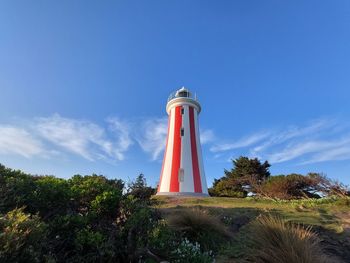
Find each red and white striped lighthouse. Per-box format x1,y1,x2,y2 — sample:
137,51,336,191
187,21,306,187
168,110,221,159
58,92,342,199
157,87,208,196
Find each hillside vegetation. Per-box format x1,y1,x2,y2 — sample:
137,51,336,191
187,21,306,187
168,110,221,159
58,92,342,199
153,196,350,262
1,160,350,262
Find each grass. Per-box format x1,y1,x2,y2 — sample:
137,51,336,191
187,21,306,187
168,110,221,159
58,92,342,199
247,214,331,263
152,196,350,262
166,208,232,251
153,196,350,232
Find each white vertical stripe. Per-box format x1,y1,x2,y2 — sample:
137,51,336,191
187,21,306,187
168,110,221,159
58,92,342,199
194,110,208,194
180,105,194,192
159,108,175,192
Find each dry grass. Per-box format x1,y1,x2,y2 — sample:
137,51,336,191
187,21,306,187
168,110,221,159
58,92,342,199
248,214,333,263
166,208,232,251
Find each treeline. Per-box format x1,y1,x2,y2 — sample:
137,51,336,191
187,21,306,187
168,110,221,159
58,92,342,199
209,156,350,199
0,164,162,262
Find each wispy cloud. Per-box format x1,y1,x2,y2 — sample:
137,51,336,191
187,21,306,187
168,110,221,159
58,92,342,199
210,131,270,152
35,115,103,160
219,117,350,165
2,114,348,166
135,117,167,161
304,144,350,164
34,114,132,161
251,118,334,155
107,117,133,161
269,136,350,164
0,125,47,158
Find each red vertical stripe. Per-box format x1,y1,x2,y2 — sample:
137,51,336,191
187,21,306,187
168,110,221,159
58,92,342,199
189,107,202,193
169,106,182,192
157,113,171,192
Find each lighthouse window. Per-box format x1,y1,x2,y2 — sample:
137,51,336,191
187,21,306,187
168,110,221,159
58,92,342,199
179,168,184,182
178,91,188,97
181,127,184,136
181,108,184,115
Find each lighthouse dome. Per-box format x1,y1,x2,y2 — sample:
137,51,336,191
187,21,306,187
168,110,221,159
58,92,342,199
166,86,201,114
175,87,192,98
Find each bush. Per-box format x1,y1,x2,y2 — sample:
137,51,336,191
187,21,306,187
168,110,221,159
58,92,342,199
0,165,36,213
69,174,123,218
209,178,247,197
257,174,322,199
31,176,71,217
0,208,46,262
247,214,331,263
148,220,179,259
171,238,213,263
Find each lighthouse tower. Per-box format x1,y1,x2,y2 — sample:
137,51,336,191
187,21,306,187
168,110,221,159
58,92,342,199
157,87,208,196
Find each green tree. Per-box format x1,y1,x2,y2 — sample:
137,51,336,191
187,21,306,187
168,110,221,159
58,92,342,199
209,156,270,197
127,173,156,200
224,156,270,182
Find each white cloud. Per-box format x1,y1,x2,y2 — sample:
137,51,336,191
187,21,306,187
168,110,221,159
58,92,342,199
210,131,270,152
304,145,350,164
267,141,332,163
135,117,167,161
251,118,334,155
200,129,215,144
3,114,348,166
107,117,133,161
212,117,350,165
35,114,132,161
0,126,47,158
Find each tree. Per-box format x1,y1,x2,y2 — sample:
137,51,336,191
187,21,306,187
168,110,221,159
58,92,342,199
224,156,270,182
209,156,271,197
127,174,156,200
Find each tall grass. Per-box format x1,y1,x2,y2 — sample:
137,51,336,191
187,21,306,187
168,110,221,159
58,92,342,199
166,208,232,251
248,214,332,263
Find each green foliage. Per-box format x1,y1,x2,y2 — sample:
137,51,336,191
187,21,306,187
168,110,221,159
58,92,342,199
0,164,36,213
0,207,46,262
0,162,348,262
127,173,156,200
209,178,247,197
210,156,270,197
210,156,349,200
90,190,122,217
119,195,160,261
149,222,214,263
32,176,71,216
225,156,270,181
171,238,213,263
69,174,123,214
148,220,179,258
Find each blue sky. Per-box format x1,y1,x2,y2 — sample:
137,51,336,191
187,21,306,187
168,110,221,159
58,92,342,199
1,1,350,186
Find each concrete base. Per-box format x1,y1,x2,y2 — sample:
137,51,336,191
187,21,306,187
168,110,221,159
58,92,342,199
156,192,209,197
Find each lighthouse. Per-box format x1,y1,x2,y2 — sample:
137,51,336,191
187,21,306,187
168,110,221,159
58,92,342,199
157,87,208,196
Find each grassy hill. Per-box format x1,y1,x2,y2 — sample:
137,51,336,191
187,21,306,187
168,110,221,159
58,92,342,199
153,196,350,262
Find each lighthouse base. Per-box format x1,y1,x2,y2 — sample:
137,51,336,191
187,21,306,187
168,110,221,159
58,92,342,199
156,192,209,197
